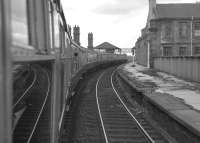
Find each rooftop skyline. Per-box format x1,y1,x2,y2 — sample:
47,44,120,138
61,0,197,48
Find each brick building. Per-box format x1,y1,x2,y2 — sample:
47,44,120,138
135,0,200,67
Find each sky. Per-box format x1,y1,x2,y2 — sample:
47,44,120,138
61,0,197,49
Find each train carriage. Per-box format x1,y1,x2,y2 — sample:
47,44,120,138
87,49,98,63
0,0,127,143
78,47,88,68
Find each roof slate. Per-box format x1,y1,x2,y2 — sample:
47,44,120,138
94,42,121,50
155,3,200,19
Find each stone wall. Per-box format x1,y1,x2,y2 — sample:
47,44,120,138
154,56,200,82
135,38,148,67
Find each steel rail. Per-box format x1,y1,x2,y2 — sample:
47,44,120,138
95,71,109,143
111,68,155,143
13,69,37,108
59,89,69,131
27,69,51,143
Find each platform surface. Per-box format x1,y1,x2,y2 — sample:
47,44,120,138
120,63,200,135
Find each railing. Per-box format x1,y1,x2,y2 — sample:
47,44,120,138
154,56,200,82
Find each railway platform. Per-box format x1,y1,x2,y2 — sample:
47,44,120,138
118,63,200,142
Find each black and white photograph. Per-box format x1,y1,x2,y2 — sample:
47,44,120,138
0,0,200,142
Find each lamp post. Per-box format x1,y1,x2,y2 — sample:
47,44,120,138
191,16,193,56
132,47,135,65
147,29,152,69
147,39,150,68
147,22,157,68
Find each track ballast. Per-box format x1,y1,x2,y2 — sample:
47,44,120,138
61,66,170,143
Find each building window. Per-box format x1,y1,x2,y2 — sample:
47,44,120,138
163,46,172,56
179,47,187,56
194,22,200,37
194,47,200,55
179,22,187,38
161,23,172,41
11,0,29,45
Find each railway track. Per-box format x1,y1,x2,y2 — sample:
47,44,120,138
61,66,170,143
13,66,51,143
13,66,36,112
61,70,105,143
96,67,169,143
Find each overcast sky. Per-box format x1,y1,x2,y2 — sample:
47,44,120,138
61,0,197,48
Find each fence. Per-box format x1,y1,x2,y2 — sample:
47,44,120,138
154,56,200,82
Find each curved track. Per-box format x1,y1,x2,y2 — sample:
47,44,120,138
61,66,169,143
61,69,106,143
13,65,51,143
96,67,169,143
13,68,37,109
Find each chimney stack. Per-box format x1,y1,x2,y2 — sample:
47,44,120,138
88,32,93,49
149,0,156,10
147,0,156,28
73,25,80,45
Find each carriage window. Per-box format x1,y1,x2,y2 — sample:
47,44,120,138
54,12,60,48
48,1,53,49
11,0,29,45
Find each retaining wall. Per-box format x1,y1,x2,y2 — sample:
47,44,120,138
154,56,200,82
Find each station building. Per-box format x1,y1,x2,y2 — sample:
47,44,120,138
94,42,122,54
135,0,200,67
